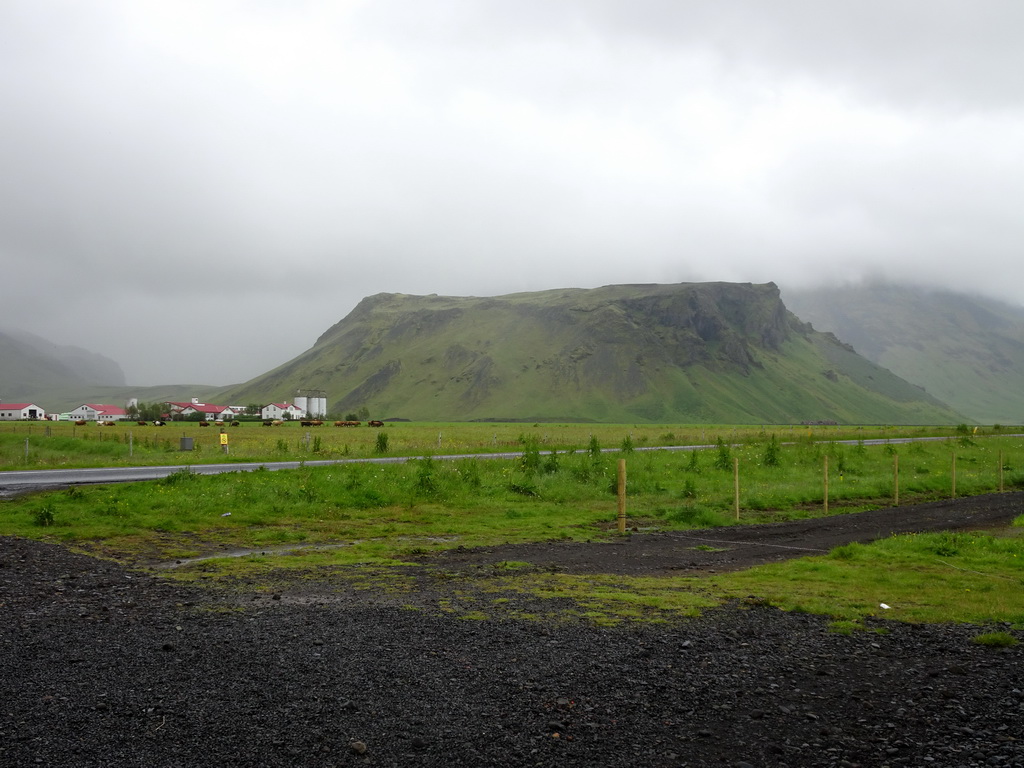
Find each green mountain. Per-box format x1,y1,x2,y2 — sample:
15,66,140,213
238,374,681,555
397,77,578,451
783,283,1024,425
217,282,960,424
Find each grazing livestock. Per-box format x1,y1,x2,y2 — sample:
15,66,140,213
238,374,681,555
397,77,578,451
273,420,284,426
153,420,166,426
263,420,274,426
334,420,361,427
199,421,210,427
215,421,224,426
74,420,87,426
137,421,147,426
368,420,385,427
300,420,313,427
231,421,240,427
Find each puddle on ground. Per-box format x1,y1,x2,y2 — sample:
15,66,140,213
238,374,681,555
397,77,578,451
152,536,459,569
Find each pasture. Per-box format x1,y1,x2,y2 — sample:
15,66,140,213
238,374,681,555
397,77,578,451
0,419,999,469
2,422,1024,629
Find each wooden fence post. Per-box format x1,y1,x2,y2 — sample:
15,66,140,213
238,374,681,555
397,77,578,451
951,452,957,499
893,454,899,506
617,459,627,534
999,450,1004,493
823,455,829,515
733,457,740,520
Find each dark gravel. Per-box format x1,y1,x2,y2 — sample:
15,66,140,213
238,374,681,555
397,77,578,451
3,495,1024,767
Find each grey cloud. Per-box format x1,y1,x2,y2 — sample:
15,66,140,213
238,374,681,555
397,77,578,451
1,1,1022,384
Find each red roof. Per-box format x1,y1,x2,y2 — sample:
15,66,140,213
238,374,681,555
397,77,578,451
166,402,229,414
0,403,40,410
84,404,127,416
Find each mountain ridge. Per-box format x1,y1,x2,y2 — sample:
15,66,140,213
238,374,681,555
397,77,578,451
218,282,960,424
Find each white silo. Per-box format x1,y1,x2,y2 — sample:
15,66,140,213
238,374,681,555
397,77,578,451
294,395,308,417
317,396,328,418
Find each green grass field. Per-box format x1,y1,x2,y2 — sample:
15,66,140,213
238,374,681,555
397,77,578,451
0,419,1000,468
2,421,1023,630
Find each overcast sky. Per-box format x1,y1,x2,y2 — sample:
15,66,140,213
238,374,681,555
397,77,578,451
3,1,1023,385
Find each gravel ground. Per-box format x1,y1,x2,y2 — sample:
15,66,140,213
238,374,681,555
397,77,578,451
2,495,1024,767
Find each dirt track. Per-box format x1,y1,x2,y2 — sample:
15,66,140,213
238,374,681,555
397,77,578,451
419,492,1024,575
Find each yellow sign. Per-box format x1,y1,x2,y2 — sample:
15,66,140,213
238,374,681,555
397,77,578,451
220,433,229,445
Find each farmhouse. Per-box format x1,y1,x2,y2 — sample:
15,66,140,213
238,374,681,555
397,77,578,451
261,402,305,420
0,403,46,421
165,400,237,421
69,404,127,421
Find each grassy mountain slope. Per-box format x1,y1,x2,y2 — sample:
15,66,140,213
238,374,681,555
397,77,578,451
218,282,959,424
783,284,1024,424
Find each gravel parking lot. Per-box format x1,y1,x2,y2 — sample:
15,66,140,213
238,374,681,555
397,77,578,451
2,495,1023,767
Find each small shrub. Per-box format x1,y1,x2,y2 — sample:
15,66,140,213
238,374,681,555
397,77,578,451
713,438,732,472
414,456,439,497
829,543,864,560
519,436,541,474
932,533,960,557
542,448,559,474
680,478,698,499
620,435,635,455
375,431,389,454
458,459,482,489
972,631,1018,648
32,506,55,527
663,504,730,528
161,468,197,486
762,434,781,468
685,450,700,474
508,482,539,497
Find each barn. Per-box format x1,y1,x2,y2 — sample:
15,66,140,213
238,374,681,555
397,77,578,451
0,403,46,421
68,404,127,422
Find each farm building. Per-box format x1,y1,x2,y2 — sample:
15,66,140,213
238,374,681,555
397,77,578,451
261,402,305,421
0,403,46,420
69,404,127,421
165,400,237,421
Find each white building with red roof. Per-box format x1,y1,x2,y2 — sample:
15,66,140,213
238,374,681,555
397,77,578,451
164,399,236,421
0,403,46,420
69,404,127,421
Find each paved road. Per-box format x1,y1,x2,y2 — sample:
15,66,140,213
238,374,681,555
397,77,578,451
0,451,521,497
0,434,1001,498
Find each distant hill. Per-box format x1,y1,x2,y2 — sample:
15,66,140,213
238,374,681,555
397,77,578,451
783,283,1024,425
0,328,223,413
0,328,126,399
218,282,961,424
